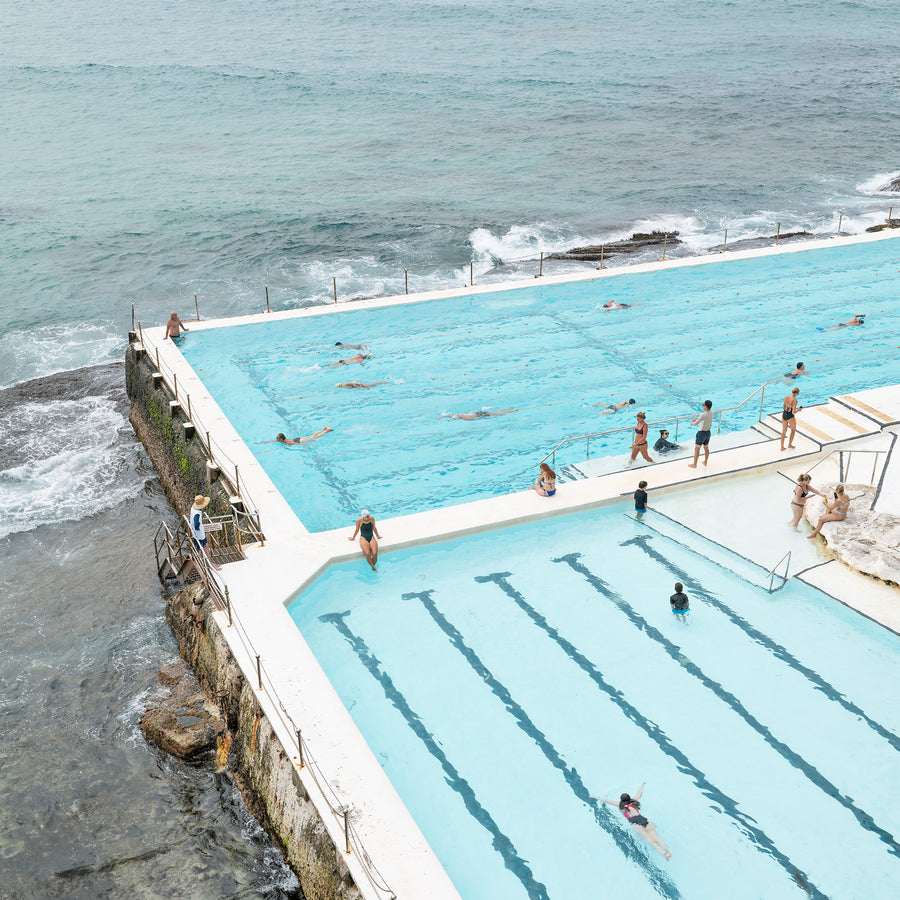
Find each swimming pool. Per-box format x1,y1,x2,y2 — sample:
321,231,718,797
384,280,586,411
288,503,900,900
183,236,900,530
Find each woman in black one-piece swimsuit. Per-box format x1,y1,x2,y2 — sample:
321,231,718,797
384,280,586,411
349,510,382,571
596,782,672,859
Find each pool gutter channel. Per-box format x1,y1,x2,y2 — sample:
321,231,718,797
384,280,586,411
132,229,900,900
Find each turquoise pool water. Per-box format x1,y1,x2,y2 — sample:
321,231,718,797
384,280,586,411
183,237,900,531
288,505,900,900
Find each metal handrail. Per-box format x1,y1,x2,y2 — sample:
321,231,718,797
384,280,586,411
805,448,886,485
766,550,791,593
536,379,781,469
207,568,397,898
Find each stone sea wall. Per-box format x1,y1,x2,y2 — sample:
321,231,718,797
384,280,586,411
126,342,361,900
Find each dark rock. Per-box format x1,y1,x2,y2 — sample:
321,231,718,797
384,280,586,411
140,664,225,760
865,219,900,233
768,230,812,241
550,231,681,261
881,174,900,192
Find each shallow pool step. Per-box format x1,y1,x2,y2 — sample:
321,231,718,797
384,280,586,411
835,392,900,427
626,509,787,592
764,398,880,446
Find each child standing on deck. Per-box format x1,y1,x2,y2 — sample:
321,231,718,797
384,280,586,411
634,481,649,520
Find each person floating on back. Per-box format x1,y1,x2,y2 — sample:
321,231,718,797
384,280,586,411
670,582,690,622
634,480,648,519
688,400,713,468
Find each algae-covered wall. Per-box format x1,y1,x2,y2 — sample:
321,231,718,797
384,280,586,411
168,585,361,900
127,342,361,899
126,341,231,519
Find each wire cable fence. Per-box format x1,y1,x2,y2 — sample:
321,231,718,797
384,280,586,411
218,579,397,899
131,211,899,323
134,326,265,536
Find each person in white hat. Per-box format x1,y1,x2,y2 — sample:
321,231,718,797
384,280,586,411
189,495,221,571
348,510,382,572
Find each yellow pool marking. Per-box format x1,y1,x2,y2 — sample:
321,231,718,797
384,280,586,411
816,406,871,434
794,418,833,442
839,394,894,423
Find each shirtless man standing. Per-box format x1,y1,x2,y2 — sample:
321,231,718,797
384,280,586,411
164,311,189,341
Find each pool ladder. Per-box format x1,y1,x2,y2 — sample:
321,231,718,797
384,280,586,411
766,550,791,593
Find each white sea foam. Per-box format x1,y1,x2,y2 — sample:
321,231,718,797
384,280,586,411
856,170,900,196
0,396,145,539
0,322,123,390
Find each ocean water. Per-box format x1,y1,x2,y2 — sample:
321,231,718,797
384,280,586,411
1,0,898,894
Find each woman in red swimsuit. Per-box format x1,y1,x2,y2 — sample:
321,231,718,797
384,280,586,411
629,411,654,465
597,782,672,859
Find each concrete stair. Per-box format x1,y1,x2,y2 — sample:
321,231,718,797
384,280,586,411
764,399,880,446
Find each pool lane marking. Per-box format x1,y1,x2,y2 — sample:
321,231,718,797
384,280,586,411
318,610,552,900
554,553,900,857
402,590,681,900
621,533,900,755
471,574,826,900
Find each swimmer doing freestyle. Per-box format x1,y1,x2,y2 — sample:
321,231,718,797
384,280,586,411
595,783,672,859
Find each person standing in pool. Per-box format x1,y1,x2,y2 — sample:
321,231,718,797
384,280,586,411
688,400,714,468
596,783,672,859
532,462,556,497
628,411,654,465
349,510,382,571
780,387,802,451
670,582,689,622
164,311,189,341
789,473,823,530
633,480,649,519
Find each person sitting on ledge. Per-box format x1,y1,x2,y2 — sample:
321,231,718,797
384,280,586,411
807,484,850,538
267,428,333,445
533,462,556,497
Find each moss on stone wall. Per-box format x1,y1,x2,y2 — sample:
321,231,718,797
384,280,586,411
165,584,362,900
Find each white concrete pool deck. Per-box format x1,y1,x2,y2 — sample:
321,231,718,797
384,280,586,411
137,229,900,900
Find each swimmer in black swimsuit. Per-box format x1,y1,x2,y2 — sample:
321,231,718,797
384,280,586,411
790,473,822,529
595,783,672,859
785,361,806,379
349,510,382,571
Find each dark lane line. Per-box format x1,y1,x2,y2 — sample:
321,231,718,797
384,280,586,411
621,532,900,754
555,552,900,858
475,572,826,900
403,590,680,900
319,610,551,900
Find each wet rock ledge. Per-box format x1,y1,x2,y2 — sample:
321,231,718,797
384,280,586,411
143,582,361,900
